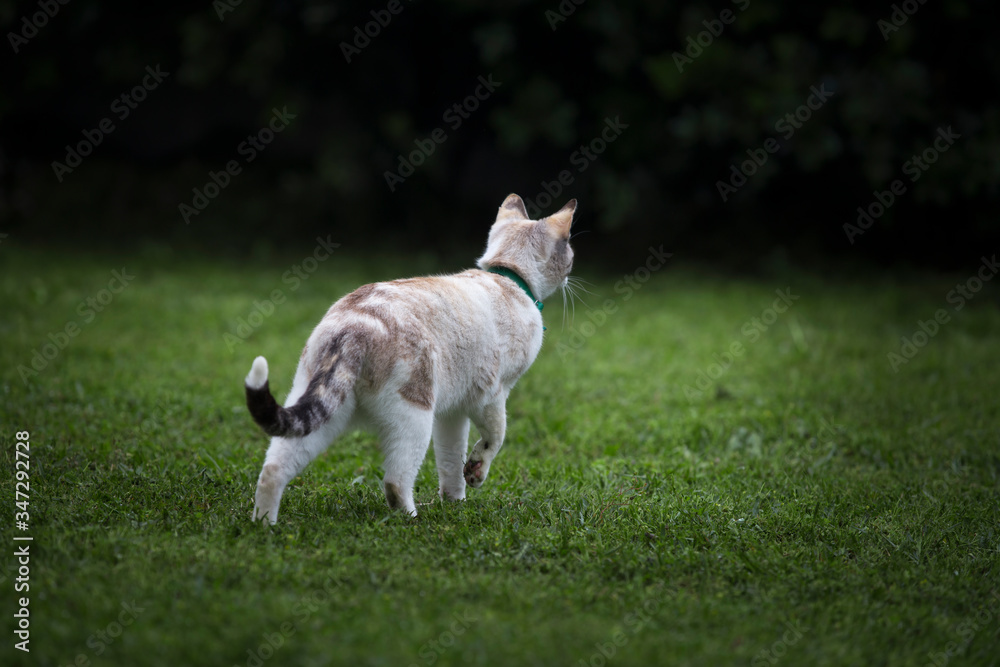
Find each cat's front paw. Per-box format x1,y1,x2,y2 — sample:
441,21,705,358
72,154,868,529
463,458,485,488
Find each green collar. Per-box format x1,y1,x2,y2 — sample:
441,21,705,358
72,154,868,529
486,266,544,312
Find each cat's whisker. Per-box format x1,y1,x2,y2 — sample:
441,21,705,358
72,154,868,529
567,276,597,297
566,282,578,322
564,283,574,320
570,286,595,303
564,279,593,310
562,282,571,328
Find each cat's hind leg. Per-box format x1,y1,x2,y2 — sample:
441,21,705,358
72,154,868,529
433,415,470,501
378,405,434,516
253,394,355,525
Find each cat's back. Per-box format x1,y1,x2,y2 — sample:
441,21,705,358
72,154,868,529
324,269,539,337
313,270,540,369
303,270,541,406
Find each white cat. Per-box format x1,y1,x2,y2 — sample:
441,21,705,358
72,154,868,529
245,194,576,523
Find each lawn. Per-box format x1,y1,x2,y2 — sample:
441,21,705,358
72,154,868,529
1,244,998,667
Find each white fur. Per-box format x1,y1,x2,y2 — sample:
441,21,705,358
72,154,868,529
246,356,268,389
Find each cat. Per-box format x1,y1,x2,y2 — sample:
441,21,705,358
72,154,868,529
244,193,576,523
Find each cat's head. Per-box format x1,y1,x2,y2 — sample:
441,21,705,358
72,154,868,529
476,193,576,301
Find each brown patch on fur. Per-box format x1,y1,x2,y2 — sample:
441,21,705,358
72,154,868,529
384,481,404,509
335,286,444,404
363,347,397,391
338,282,377,309
399,350,434,410
320,352,339,375
350,303,398,334
260,462,280,481
334,302,401,391
390,277,440,289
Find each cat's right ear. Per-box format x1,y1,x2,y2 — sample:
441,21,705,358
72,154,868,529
497,193,529,222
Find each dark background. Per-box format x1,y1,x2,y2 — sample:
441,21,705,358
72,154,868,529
2,0,997,270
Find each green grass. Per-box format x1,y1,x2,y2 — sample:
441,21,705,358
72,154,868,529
2,245,999,667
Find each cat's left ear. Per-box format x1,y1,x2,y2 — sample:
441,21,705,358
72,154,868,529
497,193,529,222
544,199,576,238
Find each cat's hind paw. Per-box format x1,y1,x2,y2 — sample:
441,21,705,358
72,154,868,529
252,465,284,525
252,506,277,526
252,502,278,525
439,485,466,502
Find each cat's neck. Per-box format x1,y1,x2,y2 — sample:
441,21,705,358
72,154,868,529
485,265,544,312
480,260,545,299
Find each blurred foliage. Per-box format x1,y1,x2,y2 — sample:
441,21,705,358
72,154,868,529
0,0,997,264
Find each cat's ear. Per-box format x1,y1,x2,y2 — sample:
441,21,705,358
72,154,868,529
497,193,529,222
544,199,576,238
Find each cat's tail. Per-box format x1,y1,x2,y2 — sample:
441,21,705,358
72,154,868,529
244,353,354,438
